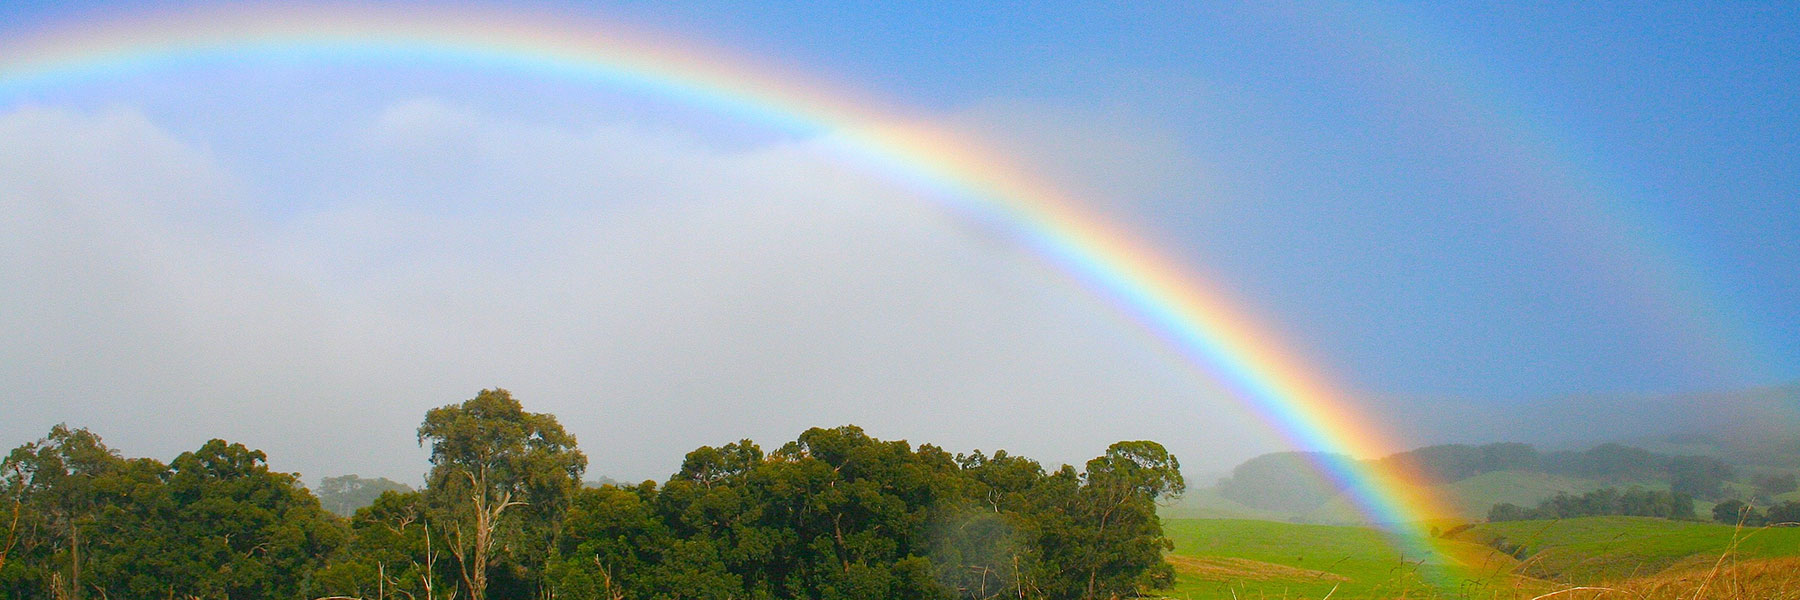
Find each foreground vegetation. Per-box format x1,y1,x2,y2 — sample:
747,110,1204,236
2,389,1185,600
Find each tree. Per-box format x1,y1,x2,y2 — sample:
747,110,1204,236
550,484,665,600
1488,502,1538,522
418,388,586,600
113,440,345,599
1753,472,1798,497
1666,456,1733,499
1,425,122,600
2,417,1189,600
551,426,1188,600
1712,499,1767,526
1083,441,1185,501
1074,441,1185,599
1768,501,1800,525
738,425,960,599
0,477,18,575
4,431,342,599
312,489,459,600
1488,487,1692,523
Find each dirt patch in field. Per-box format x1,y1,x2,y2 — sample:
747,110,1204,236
1165,554,1351,583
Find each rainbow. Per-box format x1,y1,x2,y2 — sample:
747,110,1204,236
1291,4,1772,386
0,2,1455,555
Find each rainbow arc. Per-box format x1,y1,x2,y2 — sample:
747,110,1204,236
0,3,1454,547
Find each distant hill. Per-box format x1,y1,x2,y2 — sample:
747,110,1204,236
1159,485,1298,521
1207,437,1799,523
1210,451,1347,514
1305,470,1627,523
583,474,626,488
1197,381,1800,525
314,474,414,517
1374,382,1800,452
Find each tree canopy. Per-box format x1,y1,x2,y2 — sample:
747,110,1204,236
1,429,342,599
2,392,1184,600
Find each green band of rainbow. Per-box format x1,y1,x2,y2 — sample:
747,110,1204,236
0,4,1452,543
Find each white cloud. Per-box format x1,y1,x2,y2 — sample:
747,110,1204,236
0,101,1274,486
0,106,340,463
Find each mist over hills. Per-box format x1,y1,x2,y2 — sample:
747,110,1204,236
1371,381,1799,453
1172,382,1800,524
1177,437,1799,524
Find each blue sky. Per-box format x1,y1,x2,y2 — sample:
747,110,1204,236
1,1,1796,482
549,0,1800,395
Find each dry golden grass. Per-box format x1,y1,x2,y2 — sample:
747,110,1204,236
1516,516,1800,600
1154,558,1800,600
1526,556,1800,600
1160,518,1800,600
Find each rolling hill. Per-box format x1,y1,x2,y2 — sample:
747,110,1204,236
1161,516,1800,599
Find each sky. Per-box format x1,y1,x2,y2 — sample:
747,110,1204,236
2,1,1797,486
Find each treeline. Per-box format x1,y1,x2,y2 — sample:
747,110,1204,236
1710,499,1800,527
1381,443,1736,499
1487,487,1695,522
0,430,343,599
1,389,1185,600
1217,442,1740,516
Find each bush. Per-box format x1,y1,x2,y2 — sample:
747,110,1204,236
1768,501,1800,525
1753,472,1798,496
1712,498,1767,526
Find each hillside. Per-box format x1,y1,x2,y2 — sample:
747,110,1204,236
1162,516,1800,599
1211,437,1800,524
1449,516,1800,583
1305,470,1633,523
1161,518,1533,599
1176,470,1639,525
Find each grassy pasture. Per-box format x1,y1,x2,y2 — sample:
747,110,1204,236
1160,518,1527,599
1160,516,1800,599
1456,516,1800,583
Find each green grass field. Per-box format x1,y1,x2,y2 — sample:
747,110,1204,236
1160,518,1523,599
1158,516,1800,599
1455,516,1800,583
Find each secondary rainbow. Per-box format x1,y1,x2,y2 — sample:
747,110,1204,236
0,4,1454,539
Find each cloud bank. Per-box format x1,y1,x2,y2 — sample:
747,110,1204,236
1,101,1271,485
